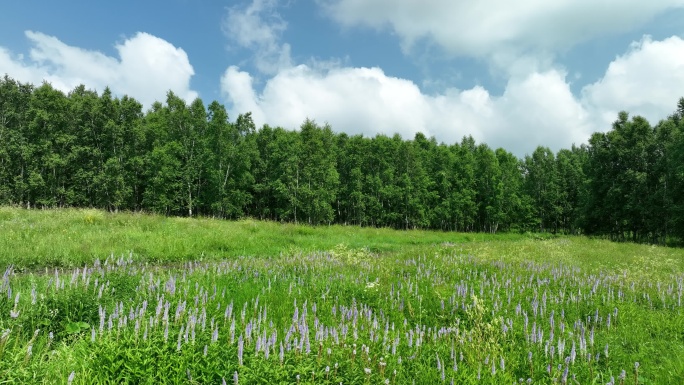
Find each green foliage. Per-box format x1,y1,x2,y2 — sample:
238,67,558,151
1,216,683,383
462,296,504,364
18,286,100,342
1,75,684,243
0,207,514,268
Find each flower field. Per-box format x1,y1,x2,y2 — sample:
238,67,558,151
0,209,683,384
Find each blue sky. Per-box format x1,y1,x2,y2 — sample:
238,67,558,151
1,0,683,156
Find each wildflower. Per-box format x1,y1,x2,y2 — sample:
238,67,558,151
234,371,239,385
238,335,244,366
67,372,75,385
176,326,183,352
618,369,626,381
570,341,576,363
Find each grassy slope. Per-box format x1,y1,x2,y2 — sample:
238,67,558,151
1,206,683,278
0,207,512,268
1,207,684,383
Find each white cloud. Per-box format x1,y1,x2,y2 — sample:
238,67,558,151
222,65,432,138
319,0,684,62
582,35,684,127
221,35,684,156
0,31,198,108
220,66,266,125
115,33,197,106
221,63,591,156
219,2,684,156
223,0,292,74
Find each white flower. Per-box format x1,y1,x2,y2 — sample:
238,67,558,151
365,279,379,290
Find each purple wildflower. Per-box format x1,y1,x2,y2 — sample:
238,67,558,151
238,334,244,366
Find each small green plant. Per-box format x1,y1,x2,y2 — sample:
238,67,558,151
463,295,504,365
64,321,89,335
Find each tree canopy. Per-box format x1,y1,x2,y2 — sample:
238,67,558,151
1,75,683,243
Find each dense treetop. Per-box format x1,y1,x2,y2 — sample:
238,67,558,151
1,75,684,243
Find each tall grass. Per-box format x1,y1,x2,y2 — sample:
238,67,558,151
0,207,683,383
0,207,517,269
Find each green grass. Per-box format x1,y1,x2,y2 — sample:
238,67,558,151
0,207,521,269
2,207,684,277
1,207,683,384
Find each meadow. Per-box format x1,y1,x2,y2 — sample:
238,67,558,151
0,207,683,384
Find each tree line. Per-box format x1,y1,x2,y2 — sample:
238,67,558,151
1,75,684,243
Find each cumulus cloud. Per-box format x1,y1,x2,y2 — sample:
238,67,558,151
0,31,198,108
221,63,592,155
221,34,684,156
223,0,292,74
582,35,684,127
319,0,684,62
220,66,265,124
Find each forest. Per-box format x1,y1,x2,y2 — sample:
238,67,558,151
1,74,684,243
